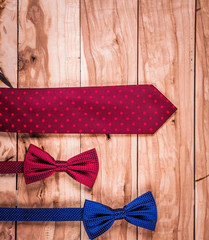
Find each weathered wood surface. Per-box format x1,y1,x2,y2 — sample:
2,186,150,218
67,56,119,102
195,0,209,239
0,0,208,240
80,1,137,239
17,0,81,240
138,1,195,239
0,0,17,239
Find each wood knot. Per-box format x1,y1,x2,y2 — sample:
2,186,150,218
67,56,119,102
18,56,29,71
0,0,7,10
19,47,38,71
31,55,37,63
27,4,44,25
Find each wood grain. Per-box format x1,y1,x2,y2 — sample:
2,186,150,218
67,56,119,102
195,0,209,239
17,0,81,239
0,0,17,239
138,0,195,239
80,0,137,239
0,0,209,239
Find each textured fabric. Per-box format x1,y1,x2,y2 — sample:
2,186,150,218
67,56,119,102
0,161,23,174
83,191,157,239
0,144,99,188
0,208,83,221
0,85,177,134
0,191,157,239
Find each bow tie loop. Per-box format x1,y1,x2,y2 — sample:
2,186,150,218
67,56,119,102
55,161,68,172
113,208,126,220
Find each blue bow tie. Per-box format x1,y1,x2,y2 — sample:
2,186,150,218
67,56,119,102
83,191,157,239
0,191,157,239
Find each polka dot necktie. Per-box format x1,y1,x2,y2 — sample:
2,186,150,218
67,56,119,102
0,85,177,134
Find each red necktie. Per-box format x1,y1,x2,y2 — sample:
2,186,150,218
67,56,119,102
0,85,176,134
0,144,99,188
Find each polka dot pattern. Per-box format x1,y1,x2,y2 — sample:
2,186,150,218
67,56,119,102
0,85,177,134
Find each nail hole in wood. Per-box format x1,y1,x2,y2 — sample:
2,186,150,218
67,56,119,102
106,134,111,140
31,55,36,63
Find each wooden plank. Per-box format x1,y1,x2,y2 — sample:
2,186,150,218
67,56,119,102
0,0,17,88
17,0,80,239
0,0,17,239
195,0,209,239
80,0,137,239
138,0,195,239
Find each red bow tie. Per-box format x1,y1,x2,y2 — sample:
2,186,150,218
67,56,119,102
0,145,99,188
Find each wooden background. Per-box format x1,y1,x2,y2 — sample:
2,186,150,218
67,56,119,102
0,0,208,239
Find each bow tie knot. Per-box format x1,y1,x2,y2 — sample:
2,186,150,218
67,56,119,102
55,161,68,172
113,208,126,220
